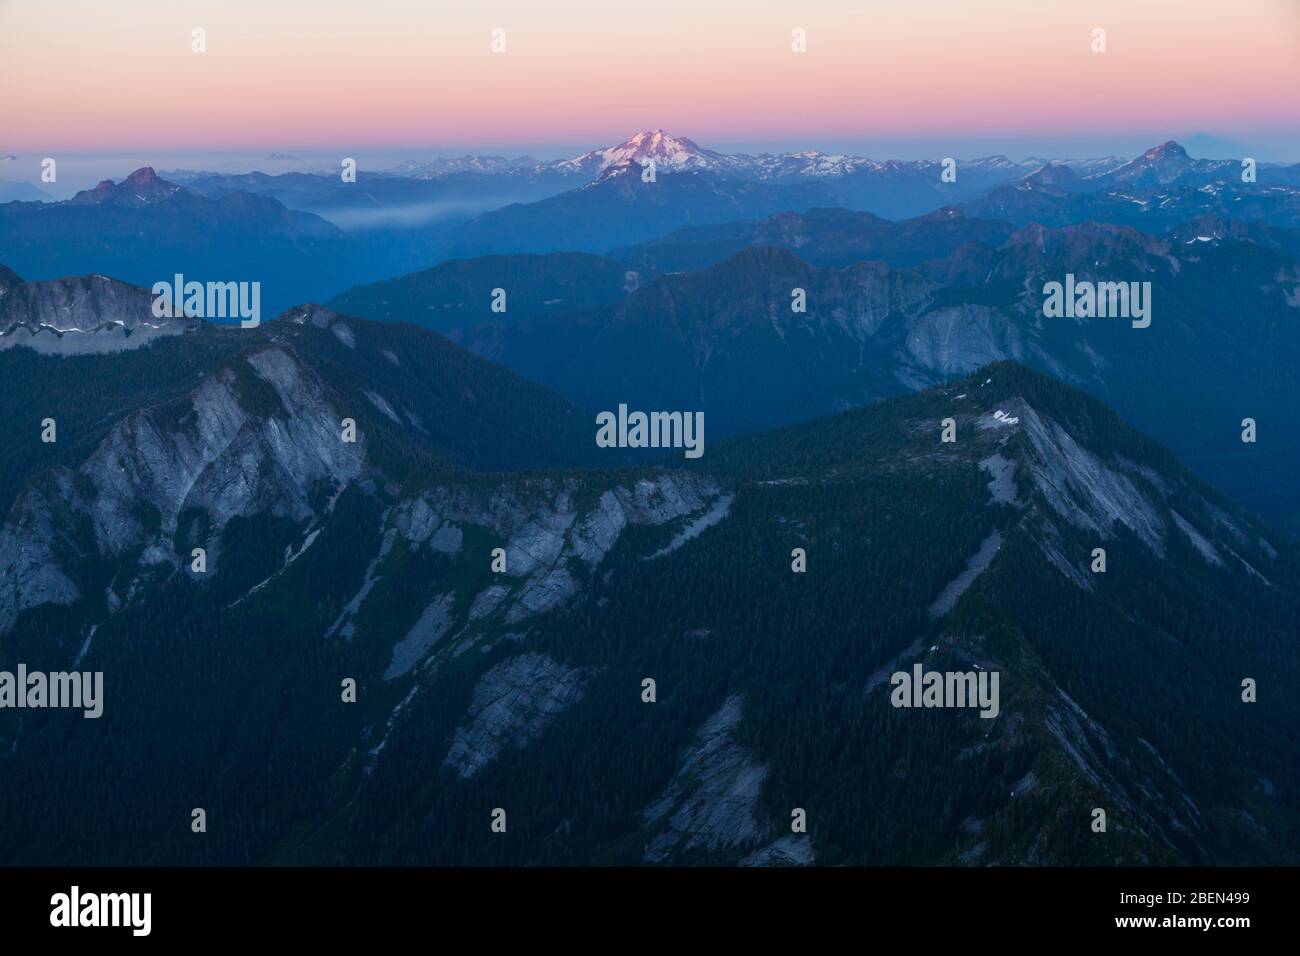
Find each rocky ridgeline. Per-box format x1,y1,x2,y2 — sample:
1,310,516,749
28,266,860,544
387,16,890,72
0,269,193,354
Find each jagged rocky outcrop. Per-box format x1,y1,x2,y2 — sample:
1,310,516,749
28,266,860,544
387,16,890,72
930,390,1273,594
0,344,363,633
387,472,723,631
0,299,730,663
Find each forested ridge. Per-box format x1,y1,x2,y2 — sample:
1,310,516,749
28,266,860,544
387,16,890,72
1,327,1296,866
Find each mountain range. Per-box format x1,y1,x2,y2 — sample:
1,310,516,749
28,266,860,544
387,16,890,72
166,131,1300,231
1,290,1296,866
0,168,445,314
6,133,1298,312
9,134,1298,532
411,135,1300,259
4,128,1300,868
330,211,1300,534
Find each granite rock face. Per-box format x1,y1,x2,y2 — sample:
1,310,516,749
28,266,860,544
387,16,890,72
442,653,591,779
391,472,725,627
0,345,363,633
642,695,772,863
903,304,1024,377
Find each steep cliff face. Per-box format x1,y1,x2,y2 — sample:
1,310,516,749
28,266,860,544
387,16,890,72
442,653,593,779
642,695,774,863
0,310,726,665
0,343,364,632
384,472,722,635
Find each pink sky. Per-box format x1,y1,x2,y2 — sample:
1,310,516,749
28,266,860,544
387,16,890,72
3,0,1298,156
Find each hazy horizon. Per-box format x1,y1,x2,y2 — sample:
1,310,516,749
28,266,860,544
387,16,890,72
4,129,1299,201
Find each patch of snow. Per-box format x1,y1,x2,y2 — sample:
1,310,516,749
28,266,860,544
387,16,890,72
979,454,1019,505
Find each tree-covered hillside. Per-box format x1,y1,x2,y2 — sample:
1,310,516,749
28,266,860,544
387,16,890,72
1,333,1295,865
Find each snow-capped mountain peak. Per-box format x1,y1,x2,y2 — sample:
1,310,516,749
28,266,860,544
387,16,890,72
563,129,731,175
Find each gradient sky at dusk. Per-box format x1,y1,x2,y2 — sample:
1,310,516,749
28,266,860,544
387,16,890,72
3,0,1299,159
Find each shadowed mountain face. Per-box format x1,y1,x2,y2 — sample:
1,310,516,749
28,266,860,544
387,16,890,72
1083,141,1300,191
0,170,441,314
429,163,846,260
327,253,640,337
961,178,1300,231
609,207,1018,274
960,173,1300,233
0,311,1296,866
0,290,603,526
421,148,1047,263
332,216,1300,533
